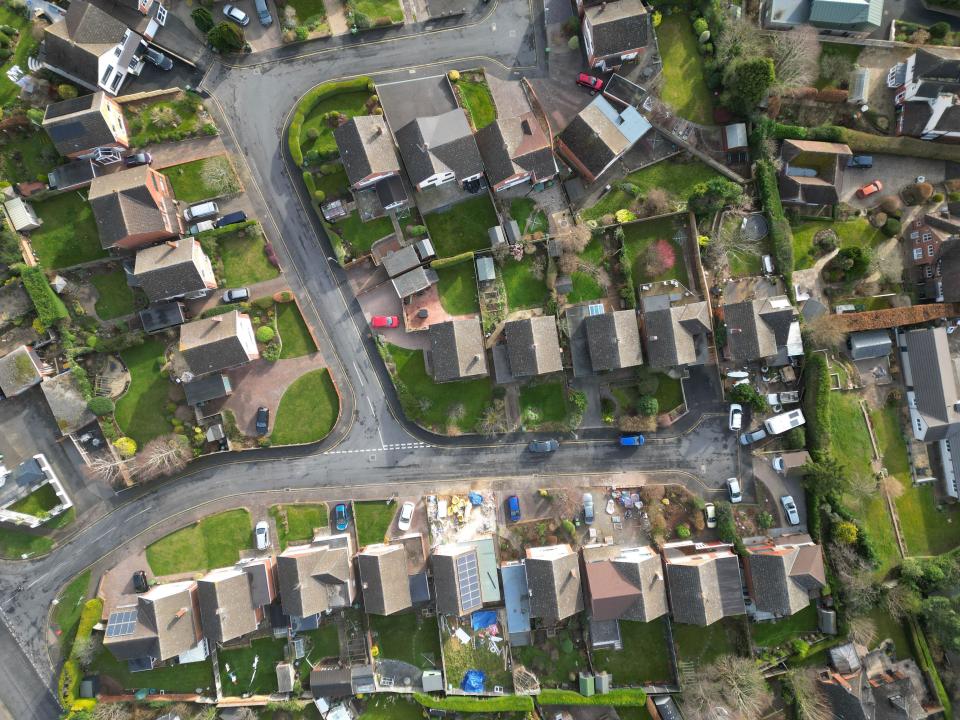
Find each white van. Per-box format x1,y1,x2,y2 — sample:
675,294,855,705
764,409,806,436
184,201,219,222
188,220,216,236
762,254,774,274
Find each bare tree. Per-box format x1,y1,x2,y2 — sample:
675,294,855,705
819,52,854,87
132,434,192,482
713,214,763,265
94,703,132,720
849,615,878,647
193,706,219,720
643,188,672,217
715,15,764,66
72,634,98,669
770,26,821,89
86,455,128,485
682,655,772,720
230,709,257,720
477,399,511,436
830,541,881,614
560,222,593,254
885,582,921,621
557,253,579,275
785,669,831,720
804,313,845,350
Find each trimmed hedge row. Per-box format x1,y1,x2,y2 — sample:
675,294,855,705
58,598,103,710
431,250,475,270
802,352,831,459
538,689,648,707
20,265,68,327
755,159,793,289
413,693,534,712
908,617,954,720
288,76,373,167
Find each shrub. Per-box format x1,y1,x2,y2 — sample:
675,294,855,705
113,437,137,458
288,77,373,167
192,6,214,32
208,21,244,52
87,397,115,417
636,395,659,416
644,238,676,277
615,209,636,223
448,70,460,82
413,693,533,712
930,20,950,38
568,35,579,50
676,523,691,539
430,251,474,269
693,17,708,34
57,84,77,100
785,426,806,450
256,325,276,343
20,266,69,327
59,658,80,708
652,10,661,26
932,192,944,203
729,383,768,412
407,224,428,236
314,189,325,202
537,689,647,707
882,218,901,237
561,518,576,538
688,177,744,215
834,520,858,544
306,127,320,139
803,352,831,458
816,87,848,103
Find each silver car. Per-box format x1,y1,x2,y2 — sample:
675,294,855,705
223,4,250,25
528,439,559,453
582,493,594,524
781,495,801,525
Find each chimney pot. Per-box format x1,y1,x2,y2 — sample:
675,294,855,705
175,607,187,619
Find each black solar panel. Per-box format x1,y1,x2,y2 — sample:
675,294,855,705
455,552,481,610
106,609,138,637
48,120,87,141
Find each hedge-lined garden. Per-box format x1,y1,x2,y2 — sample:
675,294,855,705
288,77,376,167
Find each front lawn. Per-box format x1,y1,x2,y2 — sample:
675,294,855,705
214,222,280,287
269,503,328,550
500,257,549,310
160,155,240,203
0,527,52,558
0,127,60,185
219,636,287,695
611,368,684,414
352,0,404,23
277,302,317,358
656,14,714,125
314,165,350,200
300,91,373,159
369,613,441,669
583,161,720,221
750,603,818,647
124,93,209,147
9,483,60,517
92,270,136,320
519,381,568,428
287,0,327,22
0,6,40,108
146,508,253,576
29,192,107,268
592,617,672,685
334,211,394,256
271,369,339,445
385,344,494,433
673,618,737,668
92,648,215,694
115,339,171,446
456,74,496,130
622,217,689,287
353,500,397,547
424,195,499,258
791,218,886,271
53,570,91,650
436,262,479,316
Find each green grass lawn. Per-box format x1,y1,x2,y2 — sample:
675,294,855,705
91,270,135,320
125,95,205,146
9,483,60,517
219,636,287,695
369,613,441,669
425,195,499,257
314,166,350,200
579,237,605,266
720,214,764,277
335,211,393,256
161,155,240,203
354,500,397,546
302,623,340,667
300,91,373,158
655,14,714,125
592,617,672,685
457,75,496,129
673,618,737,668
352,0,404,22
513,629,589,687
29,192,107,268
288,0,327,22
622,217,689,287
92,648,215,694
115,339,171,447
817,43,863,90
146,508,253,576
510,198,547,234
0,7,40,108
0,127,60,185
791,218,887,271
0,527,52,559
270,503,328,550
750,603,818,647
583,162,720,222
865,606,913,661
360,696,424,720
386,344,494,433
519,381,567,428
611,370,685,415
436,262,479,315
216,223,280,287
53,570,91,649
568,271,605,303
277,302,317,358
500,257,549,310
271,369,339,445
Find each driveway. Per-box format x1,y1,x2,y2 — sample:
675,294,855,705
752,453,807,530
377,74,457,131
145,136,227,169
840,154,948,206
355,279,432,350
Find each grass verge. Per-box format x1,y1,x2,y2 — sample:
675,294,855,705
271,369,339,445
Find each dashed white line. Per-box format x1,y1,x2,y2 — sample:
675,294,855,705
324,443,427,455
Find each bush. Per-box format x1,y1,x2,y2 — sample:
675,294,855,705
930,20,950,38
413,693,533,712
57,84,77,100
448,70,460,82
407,224,428,236
538,689,647,707
729,383,768,412
785,426,806,450
208,21,244,52
636,395,659,416
676,523,691,539
882,218,901,237
561,518,576,538
816,87,848,103
615,209,636,223
191,6,214,32
802,352,831,458
113,437,137,458
20,266,69,327
430,251,474,269
933,192,944,203
288,77,373,167
256,325,276,343
59,658,80,708
87,397,115,417
693,17,708,34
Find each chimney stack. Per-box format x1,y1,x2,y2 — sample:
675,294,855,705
175,607,188,619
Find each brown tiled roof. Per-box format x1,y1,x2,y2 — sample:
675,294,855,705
831,303,959,332
88,166,177,248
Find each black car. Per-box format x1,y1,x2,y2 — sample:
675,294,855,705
133,570,149,593
125,152,152,167
256,406,269,435
847,155,873,169
215,211,247,229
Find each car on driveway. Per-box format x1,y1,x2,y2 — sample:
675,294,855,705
255,406,269,435
215,211,247,229
222,287,249,304
576,72,604,94
254,0,273,25
334,503,349,531
398,501,415,531
528,439,559,453
143,47,173,70
223,4,250,25
619,434,645,446
727,477,742,503
729,403,743,431
133,570,149,593
781,495,801,525
739,428,768,446
847,155,873,169
124,152,152,167
255,521,270,550
583,493,594,524
856,180,883,199
507,495,521,522
371,315,399,329
704,502,717,529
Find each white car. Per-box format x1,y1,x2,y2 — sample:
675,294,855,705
781,495,801,525
223,4,250,25
704,502,717,529
397,501,415,531
729,403,743,432
254,521,270,550
726,477,742,503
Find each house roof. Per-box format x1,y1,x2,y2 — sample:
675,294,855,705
357,543,412,615
334,115,400,186
103,581,202,663
395,109,483,185
724,296,794,362
42,92,119,155
558,96,650,178
643,301,710,368
43,0,128,89
179,311,255,377
504,316,563,377
585,310,643,371
663,541,745,626
525,544,583,621
197,567,260,643
391,266,436,298
475,113,557,187
432,544,483,617
0,346,42,397
242,558,277,608
585,0,649,59
779,140,851,206
278,537,353,618
40,370,95,435
88,166,177,249
134,240,210,302
915,48,960,82
809,0,882,28
584,545,667,622
140,301,185,334
746,536,825,617
183,373,231,406
940,238,960,303
905,326,960,441
382,245,422,278
428,318,488,381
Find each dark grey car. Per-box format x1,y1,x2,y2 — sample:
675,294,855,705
528,439,559,453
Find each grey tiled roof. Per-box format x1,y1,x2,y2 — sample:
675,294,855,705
585,310,643,371
643,301,710,368
197,569,260,644
585,0,649,59
504,316,563,377
391,266,436,298
558,110,620,179
334,115,401,187
104,582,202,663
88,166,178,249
525,546,583,621
277,544,353,618
724,297,794,362
43,0,128,89
382,245,422,278
395,109,483,185
357,544,412,615
664,543,745,626
179,311,255,377
475,113,557,188
134,240,210,302
904,327,960,441
747,544,824,617
428,318,488,382
42,92,121,156
914,48,960,82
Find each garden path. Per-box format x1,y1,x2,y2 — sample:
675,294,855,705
143,135,226,169
323,0,350,35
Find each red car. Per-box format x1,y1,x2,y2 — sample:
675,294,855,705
856,180,883,199
371,315,399,328
576,73,604,94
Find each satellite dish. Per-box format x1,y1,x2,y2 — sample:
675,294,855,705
861,104,869,113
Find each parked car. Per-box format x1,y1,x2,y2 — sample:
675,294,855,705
847,155,873,169
728,403,743,431
254,0,273,25
132,570,149,593
255,520,270,550
704,502,717,529
184,201,219,221
781,495,801,525
398,501,415,531
583,493,594,524
528,438,559,453
255,406,269,435
856,180,883,199
215,211,247,229
334,503,349,531
371,315,399,328
222,287,250,304
223,3,250,25
576,72,604,93
507,495,521,522
619,434,645,446
124,152,152,167
727,477,743,503
739,427,768,446
143,47,173,70
189,220,216,236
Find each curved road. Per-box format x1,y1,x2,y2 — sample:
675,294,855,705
0,2,740,716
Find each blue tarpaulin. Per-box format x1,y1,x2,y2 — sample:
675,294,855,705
471,610,497,630
468,491,484,506
461,670,485,693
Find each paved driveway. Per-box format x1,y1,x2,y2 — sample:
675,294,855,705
752,453,807,530
355,278,432,350
841,154,948,206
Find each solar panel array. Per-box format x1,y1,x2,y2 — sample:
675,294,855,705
106,609,138,638
456,552,482,611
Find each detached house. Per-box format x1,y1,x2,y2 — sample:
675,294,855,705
88,166,181,251
744,534,826,618
334,115,409,213
662,540,745,626
277,534,355,622
475,113,558,192
778,139,852,209
525,544,583,623
426,318,488,382
133,239,217,303
42,91,128,160
889,49,960,141
357,543,413,615
582,0,649,71
556,96,651,183
395,109,484,191
723,295,801,365
642,299,711,370
177,311,259,378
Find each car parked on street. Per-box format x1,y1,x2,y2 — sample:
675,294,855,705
255,406,269,435
223,4,250,25
124,152,152,167
371,315,399,328
133,570,149,593
398,501,415,531
528,439,559,453
704,502,717,529
255,521,270,550
583,493,594,524
334,503,349,531
729,403,743,431
727,477,742,503
507,495,521,522
856,180,883,198
781,495,800,525
222,287,250,304
619,434,645,446
576,72,604,93
739,427,768,446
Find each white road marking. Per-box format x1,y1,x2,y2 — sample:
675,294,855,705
354,362,365,386
324,443,427,455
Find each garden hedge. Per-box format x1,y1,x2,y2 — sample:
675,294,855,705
431,250,475,269
537,689,648,706
20,265,69,326
288,76,373,167
413,693,534,712
908,617,954,720
802,352,831,459
754,159,793,289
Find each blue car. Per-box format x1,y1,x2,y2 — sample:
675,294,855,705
619,434,645,446
334,503,349,531
507,495,521,522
